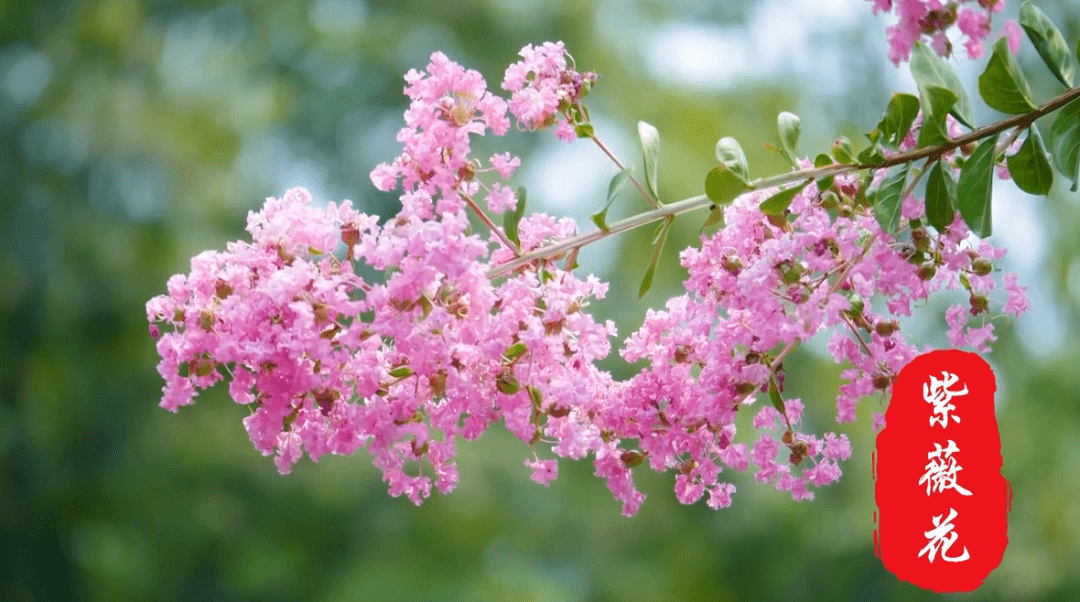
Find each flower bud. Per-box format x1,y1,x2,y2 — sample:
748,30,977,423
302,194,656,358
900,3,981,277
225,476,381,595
872,373,893,390
917,264,937,281
497,371,521,395
722,255,743,275
199,309,215,332
911,228,930,252
214,279,233,299
620,450,645,469
547,404,570,418
341,224,360,248
429,370,448,397
971,257,993,276
875,319,900,337
191,357,215,377
969,294,989,315
734,382,757,396
845,293,864,317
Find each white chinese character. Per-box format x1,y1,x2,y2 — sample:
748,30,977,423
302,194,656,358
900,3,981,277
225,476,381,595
919,440,973,496
923,371,968,428
918,508,971,563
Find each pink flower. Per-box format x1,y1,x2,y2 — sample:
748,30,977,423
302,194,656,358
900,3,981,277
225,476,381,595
957,8,990,39
490,152,520,179
502,41,598,140
485,183,517,213
526,457,559,486
1002,19,1022,55
1003,273,1030,316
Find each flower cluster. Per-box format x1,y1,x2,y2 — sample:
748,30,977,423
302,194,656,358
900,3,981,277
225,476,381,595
149,50,618,507
869,0,1021,64
606,146,1025,508
148,35,1031,517
502,41,599,142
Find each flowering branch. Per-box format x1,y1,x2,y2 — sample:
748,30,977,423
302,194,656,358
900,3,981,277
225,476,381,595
490,83,1080,278
147,0,1054,516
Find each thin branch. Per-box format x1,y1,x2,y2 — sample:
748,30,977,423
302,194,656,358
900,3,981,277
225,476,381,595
488,85,1080,279
462,193,521,257
590,134,661,209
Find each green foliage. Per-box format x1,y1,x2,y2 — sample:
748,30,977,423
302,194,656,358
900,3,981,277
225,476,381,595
639,218,672,297
638,121,662,202
1050,97,1080,190
759,180,810,215
1008,127,1055,196
924,161,958,232
715,136,750,182
592,169,632,231
503,186,528,248
958,134,999,237
768,376,786,416
831,136,854,164
700,204,725,232
868,164,909,235
777,111,801,167
910,43,974,127
1020,0,1075,87
916,86,958,147
704,165,750,205
873,93,920,148
979,38,1038,114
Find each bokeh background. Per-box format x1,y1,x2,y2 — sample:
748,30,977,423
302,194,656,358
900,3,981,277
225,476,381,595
3,0,1080,600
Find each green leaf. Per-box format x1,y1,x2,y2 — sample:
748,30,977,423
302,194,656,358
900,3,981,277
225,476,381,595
704,165,750,205
979,37,1038,114
638,121,661,202
1007,127,1054,195
701,205,724,233
591,168,632,231
504,342,527,362
639,219,672,297
528,385,543,409
869,164,910,235
1050,97,1080,190
875,93,921,147
503,186,527,248
813,154,834,189
715,137,749,183
759,180,810,215
1020,1,1075,87
777,111,801,166
958,134,999,237
917,86,958,147
768,376,785,415
832,136,854,164
925,161,958,232
910,43,974,128
389,366,414,379
857,144,886,165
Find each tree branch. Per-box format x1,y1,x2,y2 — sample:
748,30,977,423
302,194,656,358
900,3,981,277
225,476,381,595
488,85,1080,279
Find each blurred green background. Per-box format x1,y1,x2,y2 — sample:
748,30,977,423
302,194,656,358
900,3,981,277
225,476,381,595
3,0,1079,600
